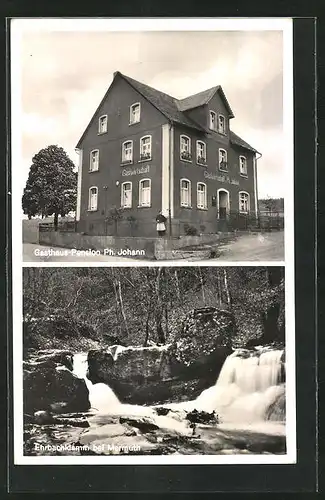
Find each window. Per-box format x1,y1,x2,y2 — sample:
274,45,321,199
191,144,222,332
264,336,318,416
122,140,133,164
219,149,228,171
139,178,151,207
239,155,247,176
121,182,132,208
197,183,207,209
218,114,226,134
196,141,207,165
98,115,107,134
180,135,192,161
239,191,250,214
130,103,141,124
180,179,191,207
209,111,217,130
88,187,98,211
89,150,99,172
140,136,152,161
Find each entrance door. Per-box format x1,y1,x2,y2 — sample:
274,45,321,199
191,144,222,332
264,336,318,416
217,190,229,231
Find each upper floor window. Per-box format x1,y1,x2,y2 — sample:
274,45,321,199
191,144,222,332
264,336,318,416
196,140,207,166
139,178,151,207
98,115,107,134
121,182,132,208
209,111,217,131
121,140,133,164
239,191,250,214
197,182,207,209
239,155,247,176
218,114,226,134
140,135,152,161
89,150,99,172
219,149,228,171
180,178,191,207
130,103,141,124
180,135,192,161
88,186,98,211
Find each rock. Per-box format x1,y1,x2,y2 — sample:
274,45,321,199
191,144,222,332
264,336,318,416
266,391,286,421
119,416,160,433
23,356,90,415
87,307,233,405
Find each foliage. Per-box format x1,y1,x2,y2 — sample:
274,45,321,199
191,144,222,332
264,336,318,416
184,224,198,236
23,267,285,351
22,145,77,229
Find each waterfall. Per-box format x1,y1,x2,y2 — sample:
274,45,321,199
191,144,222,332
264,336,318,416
72,348,285,427
194,348,285,423
72,353,120,412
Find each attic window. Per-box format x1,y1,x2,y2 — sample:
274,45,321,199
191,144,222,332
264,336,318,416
209,111,217,131
130,103,140,124
98,115,107,134
218,114,226,134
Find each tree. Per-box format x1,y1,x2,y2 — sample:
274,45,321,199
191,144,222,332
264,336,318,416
22,145,77,230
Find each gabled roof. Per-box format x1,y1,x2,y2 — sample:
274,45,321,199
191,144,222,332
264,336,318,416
76,72,257,153
120,73,205,132
230,131,260,155
177,86,235,118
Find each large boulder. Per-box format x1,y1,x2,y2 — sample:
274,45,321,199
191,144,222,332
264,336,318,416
23,351,90,415
87,307,234,405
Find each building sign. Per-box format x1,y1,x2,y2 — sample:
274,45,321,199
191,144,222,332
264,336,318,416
122,165,150,177
204,171,239,185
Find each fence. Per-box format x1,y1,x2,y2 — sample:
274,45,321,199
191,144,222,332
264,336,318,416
39,220,77,233
39,211,284,237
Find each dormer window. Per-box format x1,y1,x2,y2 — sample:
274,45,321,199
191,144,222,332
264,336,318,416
196,141,207,166
219,149,228,171
218,114,226,134
130,103,140,124
180,135,192,161
209,111,217,131
98,115,107,134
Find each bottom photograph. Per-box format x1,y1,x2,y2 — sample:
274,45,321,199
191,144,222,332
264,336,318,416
21,266,287,458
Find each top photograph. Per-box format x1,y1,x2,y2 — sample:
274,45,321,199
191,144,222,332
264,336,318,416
14,19,292,263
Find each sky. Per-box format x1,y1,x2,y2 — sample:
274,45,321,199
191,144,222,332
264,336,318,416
16,24,288,199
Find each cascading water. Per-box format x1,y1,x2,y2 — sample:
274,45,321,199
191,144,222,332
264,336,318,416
72,353,121,411
72,347,285,433
194,348,285,424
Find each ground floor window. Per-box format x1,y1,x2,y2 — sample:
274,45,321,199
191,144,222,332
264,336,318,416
139,178,151,206
88,186,98,211
197,182,207,209
239,191,250,213
180,178,191,207
121,182,132,208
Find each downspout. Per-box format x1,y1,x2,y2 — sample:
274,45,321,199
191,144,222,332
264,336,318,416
168,121,173,238
254,151,262,219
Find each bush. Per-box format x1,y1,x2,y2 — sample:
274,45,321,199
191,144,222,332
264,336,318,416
184,223,198,236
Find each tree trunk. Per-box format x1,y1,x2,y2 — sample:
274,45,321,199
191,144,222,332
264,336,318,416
216,269,222,306
223,269,233,308
54,212,58,231
155,267,166,344
261,267,283,343
143,307,151,347
198,267,206,304
117,278,129,337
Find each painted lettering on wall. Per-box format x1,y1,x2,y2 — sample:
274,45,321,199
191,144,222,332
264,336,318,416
204,171,239,185
122,165,150,176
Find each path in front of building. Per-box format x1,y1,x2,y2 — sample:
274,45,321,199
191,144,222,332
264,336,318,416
23,244,140,263
214,231,285,261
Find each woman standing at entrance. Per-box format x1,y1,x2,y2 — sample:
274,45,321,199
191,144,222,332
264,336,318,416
156,210,167,237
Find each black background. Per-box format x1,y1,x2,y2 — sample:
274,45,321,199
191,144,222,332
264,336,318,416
4,15,318,494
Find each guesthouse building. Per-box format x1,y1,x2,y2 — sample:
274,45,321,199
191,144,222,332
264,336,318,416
75,71,261,237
